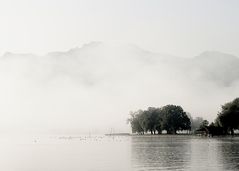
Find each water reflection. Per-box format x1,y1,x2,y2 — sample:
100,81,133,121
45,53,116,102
219,137,239,170
131,136,239,171
189,137,223,170
131,135,191,170
1,135,239,170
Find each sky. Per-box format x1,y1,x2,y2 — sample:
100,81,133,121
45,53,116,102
0,0,239,134
0,0,239,57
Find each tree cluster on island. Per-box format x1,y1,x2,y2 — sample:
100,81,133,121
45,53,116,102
127,105,191,134
127,97,239,136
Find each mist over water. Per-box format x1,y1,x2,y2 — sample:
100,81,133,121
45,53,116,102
1,135,239,171
1,1,239,171
0,42,239,134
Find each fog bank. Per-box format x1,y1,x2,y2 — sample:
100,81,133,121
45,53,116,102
0,42,238,134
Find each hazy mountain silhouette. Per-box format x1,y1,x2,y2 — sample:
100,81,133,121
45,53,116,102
0,42,239,133
2,42,238,87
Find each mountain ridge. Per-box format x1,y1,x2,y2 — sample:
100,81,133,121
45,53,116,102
0,43,239,87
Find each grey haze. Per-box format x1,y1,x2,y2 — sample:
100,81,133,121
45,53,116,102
0,42,238,134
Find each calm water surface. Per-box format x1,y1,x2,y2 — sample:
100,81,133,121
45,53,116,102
0,135,239,171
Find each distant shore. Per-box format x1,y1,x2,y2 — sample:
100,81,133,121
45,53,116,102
105,133,239,137
105,133,131,136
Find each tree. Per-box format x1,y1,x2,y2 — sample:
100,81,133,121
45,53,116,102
128,107,164,134
161,105,191,134
199,120,209,129
216,98,239,135
208,122,224,136
128,105,190,135
190,117,204,132
143,107,163,134
127,110,144,134
137,110,148,134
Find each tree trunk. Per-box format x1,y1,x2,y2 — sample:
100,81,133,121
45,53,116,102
167,129,173,134
230,128,234,136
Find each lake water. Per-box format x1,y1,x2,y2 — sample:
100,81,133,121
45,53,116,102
0,135,239,171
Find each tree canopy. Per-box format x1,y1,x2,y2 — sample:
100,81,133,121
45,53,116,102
128,97,239,136
216,98,239,135
128,105,191,134
161,105,191,134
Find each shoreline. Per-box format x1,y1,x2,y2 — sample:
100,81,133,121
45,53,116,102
106,133,239,138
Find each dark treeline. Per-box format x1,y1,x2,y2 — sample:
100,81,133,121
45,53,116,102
127,105,191,134
128,97,239,136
